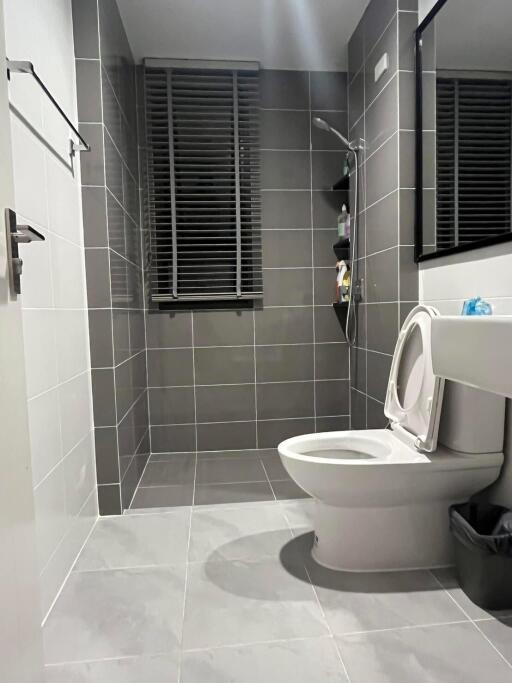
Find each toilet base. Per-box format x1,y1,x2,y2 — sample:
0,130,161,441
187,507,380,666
311,500,455,572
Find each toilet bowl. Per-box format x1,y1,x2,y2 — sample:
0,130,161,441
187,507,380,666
278,305,504,572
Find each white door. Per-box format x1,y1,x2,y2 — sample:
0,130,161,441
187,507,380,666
0,0,44,680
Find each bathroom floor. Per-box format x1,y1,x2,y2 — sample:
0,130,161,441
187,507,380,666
43,497,512,682
129,449,308,509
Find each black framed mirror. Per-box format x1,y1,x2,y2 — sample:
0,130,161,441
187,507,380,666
415,0,512,262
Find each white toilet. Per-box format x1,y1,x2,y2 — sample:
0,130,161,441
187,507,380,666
278,305,505,572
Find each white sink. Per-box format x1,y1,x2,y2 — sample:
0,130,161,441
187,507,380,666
431,316,512,398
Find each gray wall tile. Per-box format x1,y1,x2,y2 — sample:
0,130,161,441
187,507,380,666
88,309,114,368
364,0,396,58
263,230,312,268
349,70,364,129
94,427,119,485
97,483,121,515
79,123,105,186
351,389,367,429
312,151,346,190
75,0,148,511
195,346,254,386
196,422,256,451
317,415,350,431
366,248,399,303
91,369,116,426
365,74,398,158
315,343,349,380
366,350,392,403
104,132,123,204
348,18,364,80
315,379,350,416
85,249,111,308
146,312,193,349
257,382,314,420
151,425,196,453
261,151,310,190
76,60,102,122
193,309,254,347
310,71,348,110
366,396,388,428
147,348,194,387
260,70,309,109
257,418,315,448
399,246,419,302
256,344,314,382
311,110,349,151
314,306,346,343
351,346,367,393
399,71,416,130
365,16,398,106
261,190,311,229
149,387,195,425
255,306,314,345
112,309,130,365
365,134,398,208
313,230,338,268
365,190,399,256
366,303,399,354
313,267,336,305
399,189,415,245
82,187,108,248
398,10,418,70
260,109,309,150
72,0,99,59
313,190,348,229
263,268,313,306
196,385,256,423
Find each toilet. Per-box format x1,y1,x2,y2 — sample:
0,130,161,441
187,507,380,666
278,305,505,572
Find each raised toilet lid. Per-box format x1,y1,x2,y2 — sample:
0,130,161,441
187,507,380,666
385,305,445,452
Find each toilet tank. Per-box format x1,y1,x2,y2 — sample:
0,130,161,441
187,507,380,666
438,381,506,453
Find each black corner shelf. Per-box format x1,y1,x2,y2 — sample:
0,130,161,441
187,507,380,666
332,175,349,191
333,237,350,261
333,301,348,341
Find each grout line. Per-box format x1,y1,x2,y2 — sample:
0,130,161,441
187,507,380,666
279,504,352,681
308,71,317,435
41,490,98,627
148,378,350,389
257,459,277,501
428,570,512,670
179,504,193,683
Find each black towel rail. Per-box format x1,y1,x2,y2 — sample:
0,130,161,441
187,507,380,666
6,59,90,155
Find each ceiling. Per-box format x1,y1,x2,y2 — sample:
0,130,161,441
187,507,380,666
117,0,370,71
435,0,512,72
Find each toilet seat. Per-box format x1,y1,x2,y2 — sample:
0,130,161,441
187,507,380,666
385,305,445,452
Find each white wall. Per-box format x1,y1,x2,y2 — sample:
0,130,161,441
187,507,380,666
4,0,97,621
419,0,437,22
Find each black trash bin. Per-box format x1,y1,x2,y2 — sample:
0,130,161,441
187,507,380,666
450,502,512,610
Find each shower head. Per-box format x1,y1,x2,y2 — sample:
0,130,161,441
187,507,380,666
312,116,357,151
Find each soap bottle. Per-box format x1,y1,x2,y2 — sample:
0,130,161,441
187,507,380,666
337,204,348,238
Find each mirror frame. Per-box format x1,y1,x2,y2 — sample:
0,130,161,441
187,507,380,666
415,0,512,262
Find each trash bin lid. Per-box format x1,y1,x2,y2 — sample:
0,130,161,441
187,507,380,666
385,305,445,452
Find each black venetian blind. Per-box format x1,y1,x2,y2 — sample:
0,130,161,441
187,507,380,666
144,62,262,303
436,76,512,249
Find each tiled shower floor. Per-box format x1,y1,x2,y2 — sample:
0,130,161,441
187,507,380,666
43,497,512,682
130,449,308,509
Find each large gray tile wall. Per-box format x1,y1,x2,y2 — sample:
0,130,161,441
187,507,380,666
347,0,419,428
73,0,149,514
144,69,350,453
